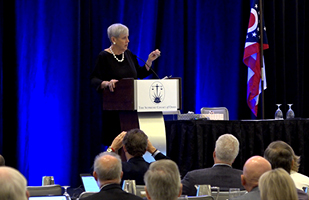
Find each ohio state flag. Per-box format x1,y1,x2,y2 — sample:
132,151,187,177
243,0,269,116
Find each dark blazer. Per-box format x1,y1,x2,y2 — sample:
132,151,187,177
181,164,244,196
297,188,309,200
82,183,143,200
122,152,167,185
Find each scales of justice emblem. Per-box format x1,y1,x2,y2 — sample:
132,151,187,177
149,82,165,104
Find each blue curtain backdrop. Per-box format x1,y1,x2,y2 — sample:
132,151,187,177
13,0,79,186
1,0,309,187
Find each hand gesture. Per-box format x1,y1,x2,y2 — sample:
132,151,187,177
148,49,161,62
110,131,127,151
146,139,157,154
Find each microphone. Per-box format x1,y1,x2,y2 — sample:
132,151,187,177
136,55,161,79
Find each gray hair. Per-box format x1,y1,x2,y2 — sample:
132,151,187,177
94,152,122,181
0,166,28,200
107,23,129,43
215,134,239,163
259,168,298,200
144,160,181,200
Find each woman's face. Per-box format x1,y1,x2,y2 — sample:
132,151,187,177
113,33,129,52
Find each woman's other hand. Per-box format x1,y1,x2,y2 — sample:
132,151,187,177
101,79,119,92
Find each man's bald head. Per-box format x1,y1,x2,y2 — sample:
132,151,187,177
93,152,122,185
241,156,271,192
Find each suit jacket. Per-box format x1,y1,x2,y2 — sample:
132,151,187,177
181,164,244,196
82,183,143,200
122,152,167,185
231,186,259,200
297,188,309,200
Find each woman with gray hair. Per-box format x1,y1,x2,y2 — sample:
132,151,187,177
91,23,160,145
91,23,160,92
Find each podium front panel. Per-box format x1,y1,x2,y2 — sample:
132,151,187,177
134,79,180,112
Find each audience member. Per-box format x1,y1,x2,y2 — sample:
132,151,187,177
286,143,309,190
0,154,5,166
0,166,29,200
83,151,143,200
264,141,308,200
259,168,298,200
108,129,167,185
144,159,182,200
231,156,271,200
181,134,244,196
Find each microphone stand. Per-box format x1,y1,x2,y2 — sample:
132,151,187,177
136,56,161,79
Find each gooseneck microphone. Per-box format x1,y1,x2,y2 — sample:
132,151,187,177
136,55,161,79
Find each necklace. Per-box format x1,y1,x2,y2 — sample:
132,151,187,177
109,47,124,62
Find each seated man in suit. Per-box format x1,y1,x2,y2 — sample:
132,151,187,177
83,151,143,200
107,128,167,185
0,154,5,166
144,159,182,200
181,133,244,196
264,141,309,200
231,156,271,200
0,166,29,200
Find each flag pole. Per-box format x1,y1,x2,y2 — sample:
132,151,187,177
259,0,265,119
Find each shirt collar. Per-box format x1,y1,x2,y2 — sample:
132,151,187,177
212,163,232,168
100,183,118,189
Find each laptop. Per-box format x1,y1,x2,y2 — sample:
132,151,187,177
80,174,100,192
29,196,68,200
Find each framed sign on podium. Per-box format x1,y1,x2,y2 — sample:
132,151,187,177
102,78,181,161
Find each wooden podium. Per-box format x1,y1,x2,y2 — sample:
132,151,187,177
102,78,181,161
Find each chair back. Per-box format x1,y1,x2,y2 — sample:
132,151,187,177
78,192,97,199
212,190,247,200
27,184,62,197
179,195,214,200
200,107,229,120
195,185,219,200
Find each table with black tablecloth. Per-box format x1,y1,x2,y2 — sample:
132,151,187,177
165,119,309,178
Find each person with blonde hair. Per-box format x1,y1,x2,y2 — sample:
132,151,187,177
259,168,298,200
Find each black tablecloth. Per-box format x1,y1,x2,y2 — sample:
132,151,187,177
165,119,309,178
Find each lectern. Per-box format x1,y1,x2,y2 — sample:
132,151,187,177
102,78,181,161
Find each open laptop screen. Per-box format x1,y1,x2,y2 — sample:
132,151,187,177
29,196,67,200
80,174,100,192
